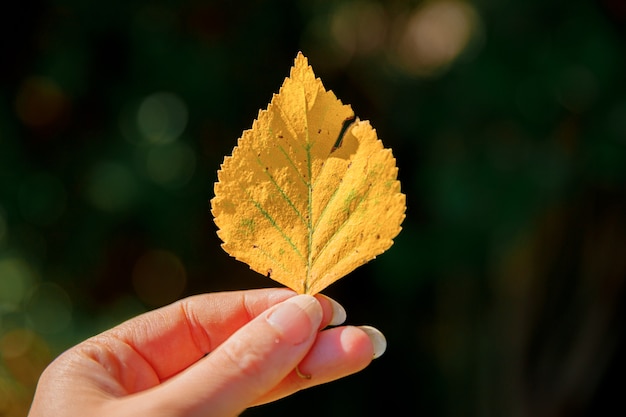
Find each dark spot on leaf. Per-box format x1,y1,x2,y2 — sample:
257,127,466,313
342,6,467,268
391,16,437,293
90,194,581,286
331,115,356,152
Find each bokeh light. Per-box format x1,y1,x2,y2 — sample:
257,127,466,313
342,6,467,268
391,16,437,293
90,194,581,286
0,206,7,247
394,0,480,76
0,374,32,417
137,92,188,144
0,329,35,361
330,1,388,58
25,283,72,335
0,257,36,313
0,328,51,389
0,378,14,415
132,250,187,307
144,141,196,188
85,161,139,213
14,76,70,130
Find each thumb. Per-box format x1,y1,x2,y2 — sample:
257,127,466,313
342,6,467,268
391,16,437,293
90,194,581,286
128,294,323,417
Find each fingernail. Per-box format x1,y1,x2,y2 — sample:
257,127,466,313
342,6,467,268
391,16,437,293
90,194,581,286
358,326,387,359
319,295,347,326
267,295,322,345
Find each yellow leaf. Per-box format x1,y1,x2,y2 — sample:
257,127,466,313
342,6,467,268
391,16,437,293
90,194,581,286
211,52,406,294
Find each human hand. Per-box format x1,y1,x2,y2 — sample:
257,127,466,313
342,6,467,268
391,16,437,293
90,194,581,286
28,288,386,417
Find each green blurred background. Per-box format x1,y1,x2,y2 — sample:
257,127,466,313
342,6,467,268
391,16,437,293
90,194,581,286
1,0,625,415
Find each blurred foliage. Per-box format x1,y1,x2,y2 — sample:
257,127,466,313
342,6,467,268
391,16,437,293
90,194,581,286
1,0,625,416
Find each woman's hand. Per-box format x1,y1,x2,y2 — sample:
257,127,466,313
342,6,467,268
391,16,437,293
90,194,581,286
28,288,385,417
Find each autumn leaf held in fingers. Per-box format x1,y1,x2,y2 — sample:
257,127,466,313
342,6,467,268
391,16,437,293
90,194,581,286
211,52,406,294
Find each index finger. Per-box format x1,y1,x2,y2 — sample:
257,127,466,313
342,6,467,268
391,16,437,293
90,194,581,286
96,288,337,381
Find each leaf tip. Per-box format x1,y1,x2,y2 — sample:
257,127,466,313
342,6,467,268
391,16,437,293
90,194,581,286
293,51,311,73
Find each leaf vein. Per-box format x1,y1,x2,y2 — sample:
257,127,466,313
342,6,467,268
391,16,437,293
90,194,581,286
253,244,293,276
255,156,307,228
310,174,375,273
304,89,315,294
250,198,305,261
238,182,306,262
267,125,308,187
